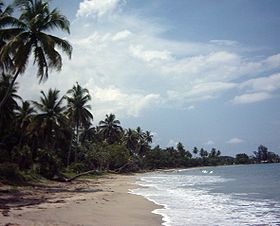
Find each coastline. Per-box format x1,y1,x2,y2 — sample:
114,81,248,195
0,174,163,226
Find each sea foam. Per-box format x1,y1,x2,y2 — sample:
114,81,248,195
130,165,280,226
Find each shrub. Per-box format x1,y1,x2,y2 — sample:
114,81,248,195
0,148,10,163
11,145,33,170
69,162,87,173
0,163,25,183
37,149,61,179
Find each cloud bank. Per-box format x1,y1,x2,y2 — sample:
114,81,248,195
17,0,280,122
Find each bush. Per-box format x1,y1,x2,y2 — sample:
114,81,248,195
37,149,61,179
108,144,130,170
69,162,87,173
0,163,25,183
11,145,33,170
0,148,10,163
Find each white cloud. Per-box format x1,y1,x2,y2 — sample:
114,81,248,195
187,105,195,110
167,82,236,104
227,138,244,144
76,0,122,18
205,140,215,146
93,86,161,119
240,73,280,93
209,40,239,46
167,139,178,147
17,1,280,122
112,30,131,41
264,54,280,68
129,45,172,62
232,92,272,104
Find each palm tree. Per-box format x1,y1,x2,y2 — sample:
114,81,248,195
143,131,153,144
135,126,144,140
80,126,98,144
16,100,36,128
15,100,36,146
66,83,93,140
0,73,21,138
99,114,123,144
32,89,66,149
66,82,93,163
0,1,15,72
193,146,198,158
199,148,208,158
123,128,138,154
0,0,72,110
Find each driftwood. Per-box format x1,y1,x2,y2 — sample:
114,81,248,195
53,170,100,182
55,160,139,182
65,170,100,182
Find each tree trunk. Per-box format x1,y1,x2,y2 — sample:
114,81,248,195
74,121,79,163
64,169,100,182
0,69,21,111
67,128,73,167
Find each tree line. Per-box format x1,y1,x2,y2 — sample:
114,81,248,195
0,0,279,183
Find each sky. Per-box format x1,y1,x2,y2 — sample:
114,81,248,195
12,0,280,156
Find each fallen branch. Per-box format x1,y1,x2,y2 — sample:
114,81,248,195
65,170,100,182
53,170,100,182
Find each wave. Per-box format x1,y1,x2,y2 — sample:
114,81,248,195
130,169,280,226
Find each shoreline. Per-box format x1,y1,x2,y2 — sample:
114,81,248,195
0,174,163,226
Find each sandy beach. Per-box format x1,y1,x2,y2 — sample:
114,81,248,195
0,174,163,226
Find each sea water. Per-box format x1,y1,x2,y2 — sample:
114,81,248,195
130,164,280,226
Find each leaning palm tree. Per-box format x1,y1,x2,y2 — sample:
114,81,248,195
0,0,72,110
66,82,93,163
99,114,123,144
32,89,66,149
138,130,153,157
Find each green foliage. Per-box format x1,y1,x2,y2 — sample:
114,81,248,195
0,162,25,183
235,153,250,164
0,148,10,163
11,145,33,170
107,144,130,170
69,162,87,173
36,148,61,179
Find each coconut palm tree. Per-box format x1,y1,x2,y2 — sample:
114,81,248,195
193,146,198,158
99,114,123,144
138,130,153,157
0,0,72,110
123,128,138,154
32,89,66,149
66,82,93,163
0,73,21,138
16,100,36,128
15,100,36,146
0,1,15,72
66,83,93,141
143,131,153,144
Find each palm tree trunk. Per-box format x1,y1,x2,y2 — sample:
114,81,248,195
67,128,73,167
0,69,21,111
74,121,79,162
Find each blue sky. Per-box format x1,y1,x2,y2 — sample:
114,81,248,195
14,0,280,156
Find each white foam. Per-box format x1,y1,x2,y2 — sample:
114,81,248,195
131,171,280,226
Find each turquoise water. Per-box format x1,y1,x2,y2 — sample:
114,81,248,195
131,164,280,226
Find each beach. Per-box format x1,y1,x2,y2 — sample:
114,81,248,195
0,174,163,226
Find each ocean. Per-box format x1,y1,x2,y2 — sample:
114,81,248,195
130,164,280,226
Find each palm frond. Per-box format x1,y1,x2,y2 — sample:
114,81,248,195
41,8,70,33
48,34,72,58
